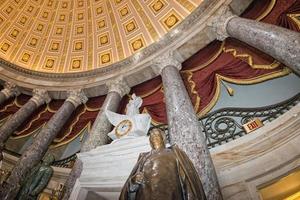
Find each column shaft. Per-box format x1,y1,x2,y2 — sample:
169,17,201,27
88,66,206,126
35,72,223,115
0,100,38,161
82,91,121,151
0,101,76,199
226,17,300,75
161,65,222,200
63,91,122,200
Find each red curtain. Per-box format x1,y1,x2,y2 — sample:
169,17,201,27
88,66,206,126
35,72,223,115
1,0,299,146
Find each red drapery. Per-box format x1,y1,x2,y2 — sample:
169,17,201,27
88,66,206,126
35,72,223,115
0,0,299,147
0,95,105,148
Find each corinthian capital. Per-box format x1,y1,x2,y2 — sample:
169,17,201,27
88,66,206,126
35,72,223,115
151,51,182,74
207,6,238,41
31,89,51,107
106,76,130,97
1,82,20,98
66,89,88,107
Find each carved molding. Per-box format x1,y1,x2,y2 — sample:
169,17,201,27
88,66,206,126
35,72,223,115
207,6,238,41
31,89,51,107
1,82,20,98
66,89,88,107
106,76,130,97
0,0,252,98
151,51,182,74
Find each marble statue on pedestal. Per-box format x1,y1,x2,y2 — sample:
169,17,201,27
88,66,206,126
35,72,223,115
72,94,152,200
120,128,207,200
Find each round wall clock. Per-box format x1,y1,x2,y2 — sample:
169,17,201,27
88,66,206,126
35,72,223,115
115,119,133,138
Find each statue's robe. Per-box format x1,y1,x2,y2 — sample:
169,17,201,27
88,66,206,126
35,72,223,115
119,145,206,200
17,164,53,200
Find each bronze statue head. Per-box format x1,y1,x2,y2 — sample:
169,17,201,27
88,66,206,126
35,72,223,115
149,128,165,150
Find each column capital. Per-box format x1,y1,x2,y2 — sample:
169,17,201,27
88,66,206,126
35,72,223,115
207,6,238,41
1,82,20,98
31,89,51,107
106,76,130,97
151,51,182,74
66,89,88,107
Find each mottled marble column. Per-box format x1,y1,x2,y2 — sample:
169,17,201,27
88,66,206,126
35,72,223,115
0,89,50,161
62,77,130,200
0,82,20,105
152,52,222,200
0,90,87,200
81,77,130,151
209,6,300,75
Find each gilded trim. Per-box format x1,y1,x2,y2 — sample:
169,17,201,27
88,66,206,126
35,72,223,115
182,41,225,73
140,83,162,98
256,0,277,21
53,106,87,143
197,68,290,117
50,122,91,148
12,124,45,139
142,107,164,125
182,71,200,112
287,14,300,29
107,1,125,60
85,104,101,112
0,100,15,112
223,47,281,70
131,0,160,41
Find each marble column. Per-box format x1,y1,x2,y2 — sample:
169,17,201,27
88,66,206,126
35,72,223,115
0,89,50,161
209,6,300,75
152,51,222,200
0,89,87,200
0,82,20,105
62,77,130,200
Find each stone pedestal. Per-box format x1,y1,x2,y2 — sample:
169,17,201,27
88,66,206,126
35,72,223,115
70,136,151,200
0,90,87,200
0,82,20,105
209,6,300,76
152,51,222,200
0,89,50,161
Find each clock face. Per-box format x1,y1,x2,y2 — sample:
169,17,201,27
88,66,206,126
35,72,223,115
115,120,133,138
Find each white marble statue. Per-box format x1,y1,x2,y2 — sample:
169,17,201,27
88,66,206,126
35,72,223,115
71,94,152,200
105,93,151,141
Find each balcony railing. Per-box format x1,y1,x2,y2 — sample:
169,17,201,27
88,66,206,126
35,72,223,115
152,93,300,149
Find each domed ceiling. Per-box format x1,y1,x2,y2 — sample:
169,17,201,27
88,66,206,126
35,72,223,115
0,0,203,73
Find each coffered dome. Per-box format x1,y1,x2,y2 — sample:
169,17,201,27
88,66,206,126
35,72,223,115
0,0,203,73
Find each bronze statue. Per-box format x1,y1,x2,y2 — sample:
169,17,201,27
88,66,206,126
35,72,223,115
16,154,55,200
119,128,207,200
